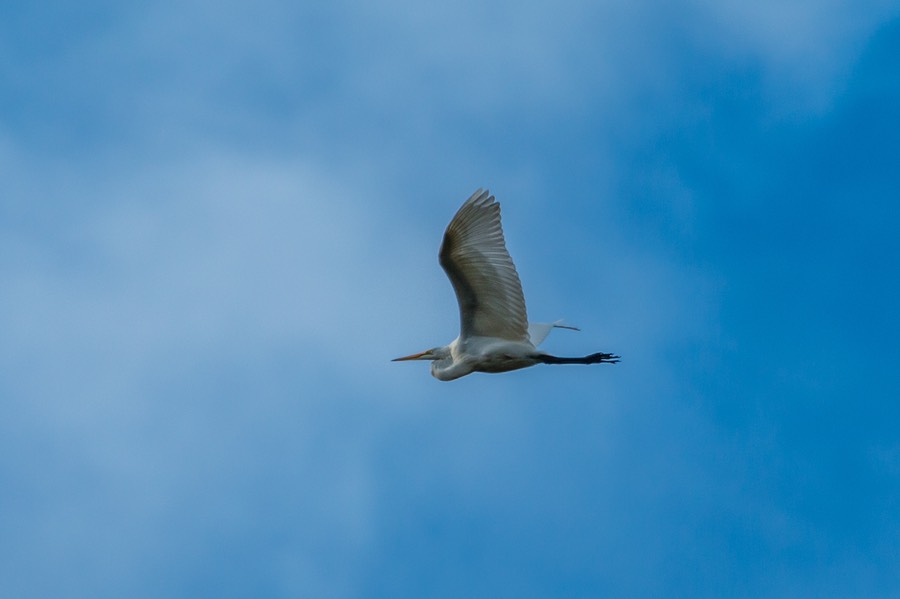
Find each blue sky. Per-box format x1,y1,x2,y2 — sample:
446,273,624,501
2,1,899,597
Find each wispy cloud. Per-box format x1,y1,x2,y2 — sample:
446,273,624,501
2,1,898,597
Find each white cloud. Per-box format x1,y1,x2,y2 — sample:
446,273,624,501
688,0,900,110
0,139,417,595
3,1,898,595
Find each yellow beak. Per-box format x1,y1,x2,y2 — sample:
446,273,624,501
392,350,430,361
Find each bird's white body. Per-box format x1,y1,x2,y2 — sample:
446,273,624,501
393,189,618,381
431,336,542,381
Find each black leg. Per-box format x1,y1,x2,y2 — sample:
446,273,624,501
537,352,620,365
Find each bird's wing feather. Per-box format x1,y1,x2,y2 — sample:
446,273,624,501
439,189,529,342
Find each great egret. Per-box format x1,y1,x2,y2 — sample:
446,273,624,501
393,189,619,381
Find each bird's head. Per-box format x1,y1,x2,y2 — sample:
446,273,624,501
392,346,450,362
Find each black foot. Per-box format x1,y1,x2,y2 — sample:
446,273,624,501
537,352,621,365
585,352,620,364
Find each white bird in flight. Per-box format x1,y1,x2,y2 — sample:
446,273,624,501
393,189,619,381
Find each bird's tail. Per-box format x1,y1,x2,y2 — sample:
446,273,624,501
528,320,580,347
536,352,620,365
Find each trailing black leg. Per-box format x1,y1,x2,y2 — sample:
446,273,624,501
536,352,620,365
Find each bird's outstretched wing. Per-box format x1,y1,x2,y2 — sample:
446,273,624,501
439,189,529,342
